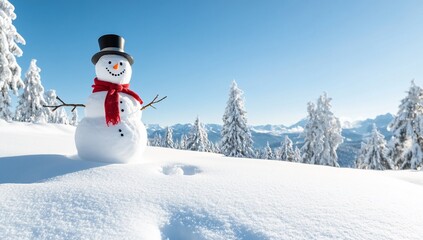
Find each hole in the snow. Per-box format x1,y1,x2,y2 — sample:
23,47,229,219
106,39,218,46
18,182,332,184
161,164,201,176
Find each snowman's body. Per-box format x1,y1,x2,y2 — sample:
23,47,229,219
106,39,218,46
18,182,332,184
75,53,147,163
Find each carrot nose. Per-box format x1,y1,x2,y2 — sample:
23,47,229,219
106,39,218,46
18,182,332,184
113,63,119,70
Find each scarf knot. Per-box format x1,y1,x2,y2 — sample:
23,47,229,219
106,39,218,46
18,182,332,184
92,78,143,126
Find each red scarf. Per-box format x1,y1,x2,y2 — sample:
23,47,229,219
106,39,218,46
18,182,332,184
92,78,143,126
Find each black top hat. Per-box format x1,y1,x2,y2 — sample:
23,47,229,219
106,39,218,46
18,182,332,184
91,34,134,65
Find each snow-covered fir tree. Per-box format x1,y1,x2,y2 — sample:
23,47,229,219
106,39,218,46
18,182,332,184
44,89,57,123
44,89,69,124
301,102,319,163
15,59,48,123
261,141,274,160
186,117,211,152
293,146,301,163
389,81,423,170
164,126,174,148
220,80,254,158
150,133,163,147
179,134,188,150
55,108,69,124
0,0,25,120
356,124,393,170
69,109,79,126
277,135,296,161
209,141,221,153
301,93,343,167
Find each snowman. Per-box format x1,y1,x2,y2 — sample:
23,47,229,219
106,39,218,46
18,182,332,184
75,34,147,163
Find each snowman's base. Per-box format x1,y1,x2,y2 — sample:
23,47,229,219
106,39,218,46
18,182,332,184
75,117,147,164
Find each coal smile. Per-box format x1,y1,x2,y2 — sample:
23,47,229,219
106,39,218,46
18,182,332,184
106,67,126,77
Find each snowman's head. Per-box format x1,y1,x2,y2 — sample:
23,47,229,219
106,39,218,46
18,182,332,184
95,54,132,84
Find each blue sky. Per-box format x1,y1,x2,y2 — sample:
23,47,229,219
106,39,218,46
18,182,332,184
12,0,423,126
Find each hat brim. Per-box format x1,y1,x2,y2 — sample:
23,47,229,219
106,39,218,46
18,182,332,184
91,51,134,65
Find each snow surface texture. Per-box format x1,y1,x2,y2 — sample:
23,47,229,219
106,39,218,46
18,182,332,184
1,121,423,239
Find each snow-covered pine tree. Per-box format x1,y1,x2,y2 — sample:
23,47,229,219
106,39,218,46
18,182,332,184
209,141,221,153
293,146,301,162
173,139,180,149
220,80,254,158
15,59,48,123
0,0,25,120
278,135,296,161
151,133,163,147
69,109,78,126
164,126,174,148
301,93,343,167
179,134,188,150
316,93,343,166
44,89,69,124
261,141,274,160
301,102,319,164
44,89,57,123
356,124,393,170
214,142,221,154
254,149,260,159
389,81,423,170
55,108,69,124
355,142,368,169
186,116,211,152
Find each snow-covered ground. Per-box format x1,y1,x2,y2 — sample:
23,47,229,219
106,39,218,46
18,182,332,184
0,121,422,240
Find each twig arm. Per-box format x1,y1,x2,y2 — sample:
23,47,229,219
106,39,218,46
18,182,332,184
43,94,165,112
43,96,85,112
141,95,167,111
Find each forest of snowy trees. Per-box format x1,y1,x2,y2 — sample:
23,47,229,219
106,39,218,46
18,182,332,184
2,0,423,170
150,80,423,171
0,1,76,125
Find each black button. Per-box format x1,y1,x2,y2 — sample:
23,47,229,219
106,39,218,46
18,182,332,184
120,101,123,103
121,109,124,112
118,129,122,132
121,134,124,137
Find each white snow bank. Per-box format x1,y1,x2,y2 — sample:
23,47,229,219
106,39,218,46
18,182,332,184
0,122,422,239
0,121,76,157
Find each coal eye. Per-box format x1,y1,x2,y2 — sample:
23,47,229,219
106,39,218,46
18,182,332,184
108,61,111,64
120,62,123,66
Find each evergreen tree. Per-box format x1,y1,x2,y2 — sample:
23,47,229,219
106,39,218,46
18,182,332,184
151,133,163,147
389,81,423,170
355,142,368,169
301,102,319,164
301,93,343,167
55,108,69,124
164,126,174,148
261,141,274,160
293,146,301,163
278,135,296,161
254,149,261,159
15,59,48,123
44,89,68,124
356,124,393,170
69,109,78,126
209,141,221,153
44,89,57,123
179,134,188,150
214,142,221,154
186,117,211,152
220,80,254,158
0,0,25,120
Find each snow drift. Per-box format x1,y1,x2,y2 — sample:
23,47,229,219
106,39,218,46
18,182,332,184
0,121,422,239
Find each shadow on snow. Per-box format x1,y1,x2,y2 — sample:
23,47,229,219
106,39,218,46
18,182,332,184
0,154,108,184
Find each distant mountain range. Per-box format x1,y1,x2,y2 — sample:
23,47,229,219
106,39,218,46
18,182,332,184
146,113,395,168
